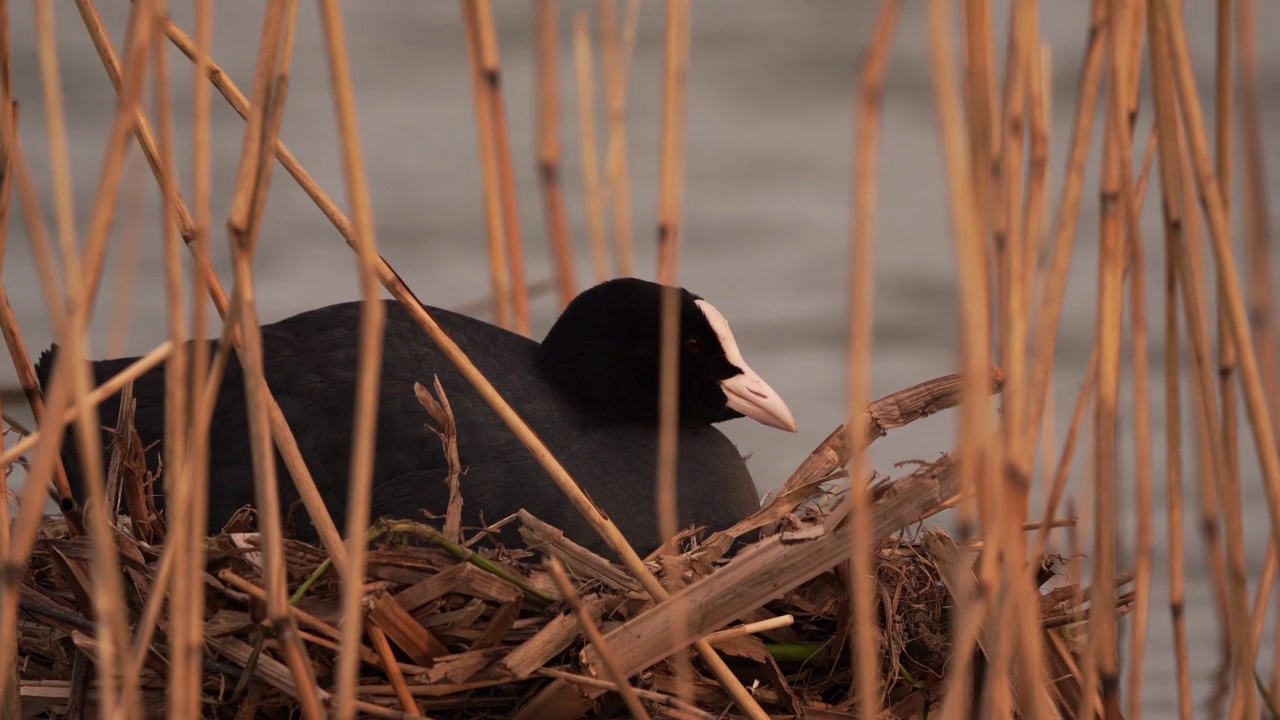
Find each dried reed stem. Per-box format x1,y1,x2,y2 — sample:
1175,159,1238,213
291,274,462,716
222,3,323,717
0,144,82,714
1213,0,1243,616
573,10,611,284
460,0,513,331
0,4,13,709
1149,5,1249,714
926,0,993,715
546,557,652,720
1179,105,1233,682
655,279,680,546
1158,4,1280,714
27,3,158,715
1235,0,1278,437
847,1,900,715
534,0,577,307
477,1,528,334
1093,3,1152,715
600,0,636,277
961,0,997,338
1213,0,1249,712
148,1,197,713
1022,41,1050,297
1162,148,1193,719
4,141,80,559
32,0,79,271
1021,0,1106,478
1254,555,1279,668
988,1,1053,714
1034,353,1096,558
314,0,388,716
653,0,693,707
1158,0,1280,574
1083,3,1134,712
366,625,417,714
71,1,158,321
0,281,73,502
704,615,794,644
655,0,689,286
105,155,146,358
158,18,348,244
73,0,197,243
169,0,213,714
1124,91,1156,720
1238,0,1280,697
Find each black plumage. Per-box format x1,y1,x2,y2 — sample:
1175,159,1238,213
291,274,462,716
35,278,796,557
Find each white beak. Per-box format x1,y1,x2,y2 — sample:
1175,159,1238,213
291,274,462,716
720,368,798,432
695,299,798,433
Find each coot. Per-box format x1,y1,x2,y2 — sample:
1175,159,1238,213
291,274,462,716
36,278,796,556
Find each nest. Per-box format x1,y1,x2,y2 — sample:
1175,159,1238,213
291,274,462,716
13,370,1132,719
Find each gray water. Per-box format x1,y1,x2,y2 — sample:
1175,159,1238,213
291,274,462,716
2,2,1279,716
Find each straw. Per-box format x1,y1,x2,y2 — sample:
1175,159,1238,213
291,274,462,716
572,10,611,284
460,0,513,331
1237,0,1280,699
653,0,693,707
545,557,651,720
924,0,994,715
848,1,901,715
166,0,213,713
313,0,388,716
600,0,638,278
534,0,577,306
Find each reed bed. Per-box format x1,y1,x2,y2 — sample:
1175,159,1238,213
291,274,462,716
0,0,1277,718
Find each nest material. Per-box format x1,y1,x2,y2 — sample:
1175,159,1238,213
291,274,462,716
15,486,1123,720
13,368,1133,718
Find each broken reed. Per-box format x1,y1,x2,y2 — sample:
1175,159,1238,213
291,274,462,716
0,2,1277,719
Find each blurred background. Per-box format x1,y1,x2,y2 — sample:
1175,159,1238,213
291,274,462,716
2,2,1278,713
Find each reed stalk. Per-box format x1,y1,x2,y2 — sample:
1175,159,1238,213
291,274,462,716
168,0,213,714
1149,4,1250,714
1020,0,1105,481
653,0,694,709
314,0,389,716
0,3,14,712
223,3,323,717
460,0,512,331
989,1,1053,714
600,0,637,278
926,0,993,716
477,1,529,335
1162,141,1193,719
534,0,577,306
1236,0,1280,699
148,2,194,711
655,0,689,286
847,3,901,715
573,10,611,284
547,557,652,720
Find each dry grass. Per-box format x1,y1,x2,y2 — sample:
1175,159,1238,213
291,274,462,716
0,1,1277,718
12,368,1127,720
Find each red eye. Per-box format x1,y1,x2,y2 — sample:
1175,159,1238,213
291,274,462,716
686,338,700,352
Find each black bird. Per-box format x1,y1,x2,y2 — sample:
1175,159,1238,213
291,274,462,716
36,277,797,557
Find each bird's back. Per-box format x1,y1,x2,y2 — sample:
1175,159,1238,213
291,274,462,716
37,299,761,556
